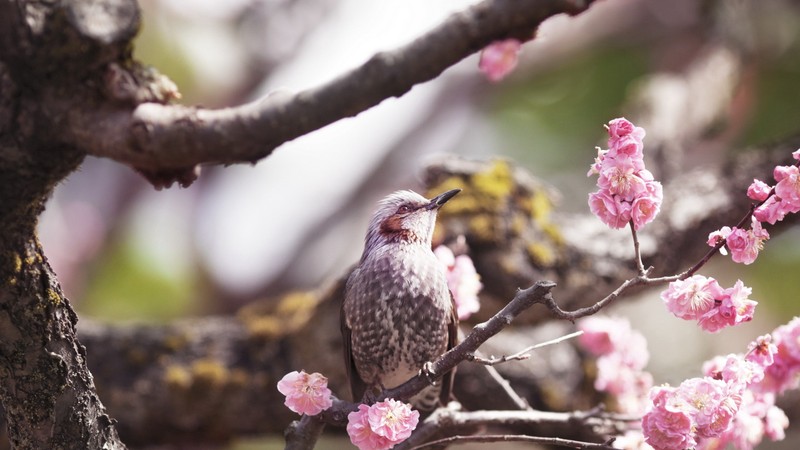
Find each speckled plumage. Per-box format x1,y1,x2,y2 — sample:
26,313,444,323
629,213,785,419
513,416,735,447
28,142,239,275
342,189,459,410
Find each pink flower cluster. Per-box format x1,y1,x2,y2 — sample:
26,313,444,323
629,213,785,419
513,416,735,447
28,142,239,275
643,377,741,450
434,246,482,320
478,39,521,82
752,150,800,224
588,118,662,230
347,399,420,450
577,316,653,414
707,149,800,265
642,328,788,450
643,318,800,450
277,370,333,416
707,218,769,265
660,275,756,333
757,317,800,395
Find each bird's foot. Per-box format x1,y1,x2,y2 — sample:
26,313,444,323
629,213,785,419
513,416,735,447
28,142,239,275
361,391,377,405
362,381,387,405
420,361,438,386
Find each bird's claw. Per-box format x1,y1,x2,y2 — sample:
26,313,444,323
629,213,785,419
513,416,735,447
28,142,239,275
420,361,438,385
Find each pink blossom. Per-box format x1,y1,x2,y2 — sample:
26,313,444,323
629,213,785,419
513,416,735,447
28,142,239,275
759,356,799,395
578,315,627,356
608,135,645,162
724,228,751,262
347,400,419,450
598,159,647,200
774,164,800,207
697,308,730,333
702,355,728,379
277,370,333,416
367,399,419,442
434,246,482,320
588,191,631,229
746,334,778,368
577,316,651,414
587,147,607,176
577,316,649,369
607,117,646,142
677,378,739,438
793,149,800,161
764,405,789,440
707,226,732,250
347,404,394,450
761,316,800,394
720,280,757,324
724,401,765,450
478,39,521,82
642,386,695,450
723,356,764,388
753,196,790,224
747,179,771,202
661,275,723,321
773,316,800,363
595,354,639,395
703,389,788,450
697,281,756,333
710,218,769,265
631,190,662,230
642,412,695,450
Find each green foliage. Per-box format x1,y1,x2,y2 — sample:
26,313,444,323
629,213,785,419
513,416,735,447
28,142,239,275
740,38,800,146
489,47,648,171
748,227,800,317
79,240,195,322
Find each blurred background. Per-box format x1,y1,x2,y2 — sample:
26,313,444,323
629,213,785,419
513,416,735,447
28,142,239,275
36,0,800,447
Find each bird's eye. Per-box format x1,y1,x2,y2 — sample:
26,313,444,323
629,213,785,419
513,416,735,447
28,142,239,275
397,204,413,214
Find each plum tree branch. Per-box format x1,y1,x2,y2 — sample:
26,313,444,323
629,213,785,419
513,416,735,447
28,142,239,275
68,0,598,171
398,405,634,450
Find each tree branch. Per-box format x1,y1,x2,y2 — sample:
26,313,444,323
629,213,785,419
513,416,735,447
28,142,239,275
398,405,635,450
380,281,558,405
67,0,598,171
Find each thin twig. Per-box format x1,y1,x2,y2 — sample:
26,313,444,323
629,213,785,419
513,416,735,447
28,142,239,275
468,331,584,365
629,221,647,276
482,365,531,410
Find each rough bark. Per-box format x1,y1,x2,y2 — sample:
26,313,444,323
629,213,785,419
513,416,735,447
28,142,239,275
0,0,140,448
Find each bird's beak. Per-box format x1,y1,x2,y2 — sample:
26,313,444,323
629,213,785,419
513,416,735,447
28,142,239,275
426,188,461,210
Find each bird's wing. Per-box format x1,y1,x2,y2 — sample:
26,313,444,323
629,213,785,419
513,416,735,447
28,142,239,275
341,278,367,403
440,290,459,406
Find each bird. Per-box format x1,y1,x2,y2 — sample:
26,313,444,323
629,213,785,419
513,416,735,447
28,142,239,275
342,188,460,410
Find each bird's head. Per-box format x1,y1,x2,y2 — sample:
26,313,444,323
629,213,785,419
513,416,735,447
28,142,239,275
363,189,460,254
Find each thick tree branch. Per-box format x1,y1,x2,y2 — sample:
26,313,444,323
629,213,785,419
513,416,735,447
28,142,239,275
398,405,633,450
67,0,598,171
